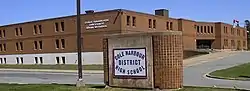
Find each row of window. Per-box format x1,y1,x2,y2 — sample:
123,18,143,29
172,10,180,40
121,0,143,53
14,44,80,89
196,25,214,34
1,21,65,38
127,16,176,31
223,39,246,47
0,39,65,52
224,26,245,36
1,56,67,64
0,30,6,38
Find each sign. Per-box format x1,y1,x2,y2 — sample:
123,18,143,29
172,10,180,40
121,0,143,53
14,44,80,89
84,19,109,29
113,48,147,78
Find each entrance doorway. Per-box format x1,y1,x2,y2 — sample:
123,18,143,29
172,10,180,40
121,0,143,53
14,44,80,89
196,40,214,49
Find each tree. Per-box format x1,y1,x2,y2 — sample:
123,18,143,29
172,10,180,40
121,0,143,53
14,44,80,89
245,20,250,32
245,20,250,50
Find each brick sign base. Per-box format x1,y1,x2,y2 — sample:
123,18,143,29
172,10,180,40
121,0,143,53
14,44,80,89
103,31,183,90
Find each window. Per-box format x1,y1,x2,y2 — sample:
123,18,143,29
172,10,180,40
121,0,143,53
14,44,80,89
132,16,136,27
223,26,226,33
170,22,173,30
61,22,64,32
16,42,19,51
243,41,246,47
224,39,228,46
0,44,2,51
238,29,240,36
204,26,207,33
56,57,60,64
237,40,241,48
34,41,38,50
207,26,210,33
4,58,6,64
61,39,65,49
126,16,130,26
166,22,169,30
39,41,43,50
20,42,23,51
211,26,214,33
153,20,156,29
0,30,2,38
243,30,245,36
55,22,59,32
39,25,42,34
231,40,235,47
226,27,228,34
197,26,200,33
55,39,59,49
20,27,23,35
3,30,5,38
20,57,23,64
15,28,18,36
62,56,66,64
231,28,234,35
148,19,152,28
201,26,203,33
16,57,19,64
34,25,37,34
34,57,38,64
39,57,43,64
3,43,6,51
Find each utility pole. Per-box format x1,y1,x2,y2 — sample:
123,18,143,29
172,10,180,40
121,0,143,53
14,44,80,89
76,0,85,87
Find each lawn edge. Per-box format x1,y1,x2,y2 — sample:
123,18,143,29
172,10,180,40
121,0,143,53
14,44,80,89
0,68,104,74
206,73,250,81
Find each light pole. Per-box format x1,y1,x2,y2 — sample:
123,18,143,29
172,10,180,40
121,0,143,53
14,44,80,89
76,0,85,87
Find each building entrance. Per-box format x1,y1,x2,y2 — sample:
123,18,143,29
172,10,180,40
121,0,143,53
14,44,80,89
196,40,214,49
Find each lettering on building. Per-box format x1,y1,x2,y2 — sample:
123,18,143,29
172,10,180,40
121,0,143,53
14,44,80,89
85,19,109,29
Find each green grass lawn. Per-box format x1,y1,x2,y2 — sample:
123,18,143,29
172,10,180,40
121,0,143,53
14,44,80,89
0,84,241,91
210,62,250,79
0,64,103,70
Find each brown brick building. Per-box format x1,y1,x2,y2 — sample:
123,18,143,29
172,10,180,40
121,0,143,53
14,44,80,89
0,9,247,64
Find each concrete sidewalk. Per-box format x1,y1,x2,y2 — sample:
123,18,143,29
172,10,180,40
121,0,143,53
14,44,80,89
0,68,104,74
184,50,246,67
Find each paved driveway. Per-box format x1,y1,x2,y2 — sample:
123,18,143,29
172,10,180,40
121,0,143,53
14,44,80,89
0,71,104,85
1,51,250,90
184,51,250,90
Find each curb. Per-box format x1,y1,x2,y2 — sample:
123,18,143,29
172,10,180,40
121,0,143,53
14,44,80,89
0,69,104,74
205,74,250,81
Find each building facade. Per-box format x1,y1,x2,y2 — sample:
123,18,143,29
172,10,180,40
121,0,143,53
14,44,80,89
0,9,247,64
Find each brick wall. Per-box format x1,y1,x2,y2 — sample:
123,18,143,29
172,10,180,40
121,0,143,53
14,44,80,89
153,34,183,89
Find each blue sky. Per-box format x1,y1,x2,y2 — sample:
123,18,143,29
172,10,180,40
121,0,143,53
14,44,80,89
0,0,249,26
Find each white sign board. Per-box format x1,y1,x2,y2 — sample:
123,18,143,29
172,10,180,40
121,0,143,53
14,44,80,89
84,19,109,30
113,48,147,78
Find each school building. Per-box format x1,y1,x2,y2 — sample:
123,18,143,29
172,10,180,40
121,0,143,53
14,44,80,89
0,9,247,64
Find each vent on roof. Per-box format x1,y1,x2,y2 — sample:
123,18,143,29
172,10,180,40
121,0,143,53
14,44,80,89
155,9,169,18
85,10,95,14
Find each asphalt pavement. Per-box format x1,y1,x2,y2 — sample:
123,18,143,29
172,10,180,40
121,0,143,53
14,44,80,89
0,51,250,90
0,70,104,85
184,51,250,90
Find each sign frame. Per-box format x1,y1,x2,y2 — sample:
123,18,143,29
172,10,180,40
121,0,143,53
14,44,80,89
112,47,147,79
